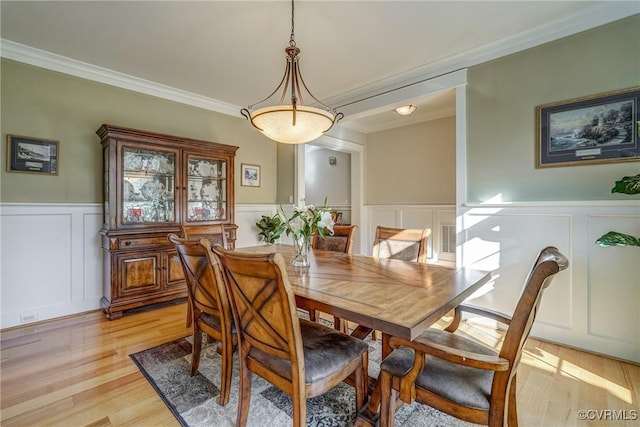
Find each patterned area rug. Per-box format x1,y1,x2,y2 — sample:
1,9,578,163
130,334,479,427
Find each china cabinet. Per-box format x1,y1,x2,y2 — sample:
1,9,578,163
97,124,238,319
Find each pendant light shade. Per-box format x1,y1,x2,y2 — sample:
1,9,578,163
241,0,343,144
249,105,336,144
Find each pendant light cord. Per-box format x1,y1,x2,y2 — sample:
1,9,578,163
289,0,296,47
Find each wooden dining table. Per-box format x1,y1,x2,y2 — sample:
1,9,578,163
240,244,491,357
240,244,492,425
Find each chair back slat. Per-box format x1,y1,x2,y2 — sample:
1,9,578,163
168,234,234,336
182,224,228,248
493,246,568,400
312,224,358,254
372,226,431,263
213,247,305,374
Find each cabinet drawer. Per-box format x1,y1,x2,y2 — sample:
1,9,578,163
119,236,169,249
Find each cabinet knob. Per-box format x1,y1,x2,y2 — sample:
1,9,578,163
124,240,131,246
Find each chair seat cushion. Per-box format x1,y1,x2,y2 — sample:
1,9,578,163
249,319,368,384
380,328,497,411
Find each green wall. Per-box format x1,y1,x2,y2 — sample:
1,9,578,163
366,116,456,205
467,15,640,202
1,59,279,204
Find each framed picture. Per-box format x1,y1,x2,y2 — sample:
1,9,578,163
536,87,640,168
6,134,59,175
241,163,260,187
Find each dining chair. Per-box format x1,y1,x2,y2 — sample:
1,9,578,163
181,224,228,327
369,226,431,339
376,246,568,427
168,234,237,406
310,224,358,332
312,224,358,254
181,224,228,248
212,245,369,427
371,226,431,263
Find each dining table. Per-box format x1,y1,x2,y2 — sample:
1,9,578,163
241,244,491,353
239,244,492,425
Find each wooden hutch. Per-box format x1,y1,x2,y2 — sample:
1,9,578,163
97,124,238,319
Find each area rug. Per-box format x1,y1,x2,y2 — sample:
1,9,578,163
130,334,479,427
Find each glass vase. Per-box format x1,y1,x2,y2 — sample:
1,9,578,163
292,234,311,268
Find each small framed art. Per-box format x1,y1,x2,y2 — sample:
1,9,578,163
6,134,59,175
536,87,640,168
241,163,260,187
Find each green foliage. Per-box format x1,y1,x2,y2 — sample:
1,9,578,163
611,173,640,195
595,173,640,248
596,231,640,247
256,214,285,244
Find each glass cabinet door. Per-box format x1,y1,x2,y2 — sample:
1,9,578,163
185,155,227,222
122,147,176,224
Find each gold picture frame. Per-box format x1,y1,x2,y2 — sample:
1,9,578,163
535,87,640,168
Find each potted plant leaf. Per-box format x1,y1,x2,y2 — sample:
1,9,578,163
256,214,285,244
595,173,640,247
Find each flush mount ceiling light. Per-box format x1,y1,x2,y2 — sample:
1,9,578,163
241,0,343,144
394,105,418,115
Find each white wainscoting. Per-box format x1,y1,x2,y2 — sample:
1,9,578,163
364,205,457,265
0,203,278,329
458,201,640,363
366,202,639,362
3,202,638,362
0,203,103,329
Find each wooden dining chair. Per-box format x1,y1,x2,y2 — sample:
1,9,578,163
376,246,568,427
369,226,431,339
371,226,431,263
181,224,228,327
312,224,358,254
181,224,228,248
168,234,237,406
212,245,369,427
309,224,358,332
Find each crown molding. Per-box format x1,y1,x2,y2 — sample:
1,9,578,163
328,2,639,111
0,39,243,117
1,2,637,120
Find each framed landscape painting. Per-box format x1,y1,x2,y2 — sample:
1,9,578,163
536,87,640,168
6,134,59,175
241,163,260,187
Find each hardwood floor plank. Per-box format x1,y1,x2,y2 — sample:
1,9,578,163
1,302,638,426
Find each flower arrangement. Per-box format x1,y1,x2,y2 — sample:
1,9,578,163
277,198,335,267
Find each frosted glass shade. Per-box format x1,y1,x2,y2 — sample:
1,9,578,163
250,105,336,144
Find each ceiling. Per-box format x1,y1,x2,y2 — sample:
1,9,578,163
1,1,637,134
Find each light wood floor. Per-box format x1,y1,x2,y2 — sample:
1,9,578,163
1,303,638,426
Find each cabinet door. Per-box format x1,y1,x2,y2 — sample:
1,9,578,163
120,144,179,226
116,251,162,297
166,249,186,288
184,154,228,223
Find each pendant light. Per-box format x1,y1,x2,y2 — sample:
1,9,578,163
241,0,343,144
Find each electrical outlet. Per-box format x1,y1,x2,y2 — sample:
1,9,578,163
20,313,38,323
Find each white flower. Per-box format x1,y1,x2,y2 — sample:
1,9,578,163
289,216,304,233
318,211,334,233
278,198,335,240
